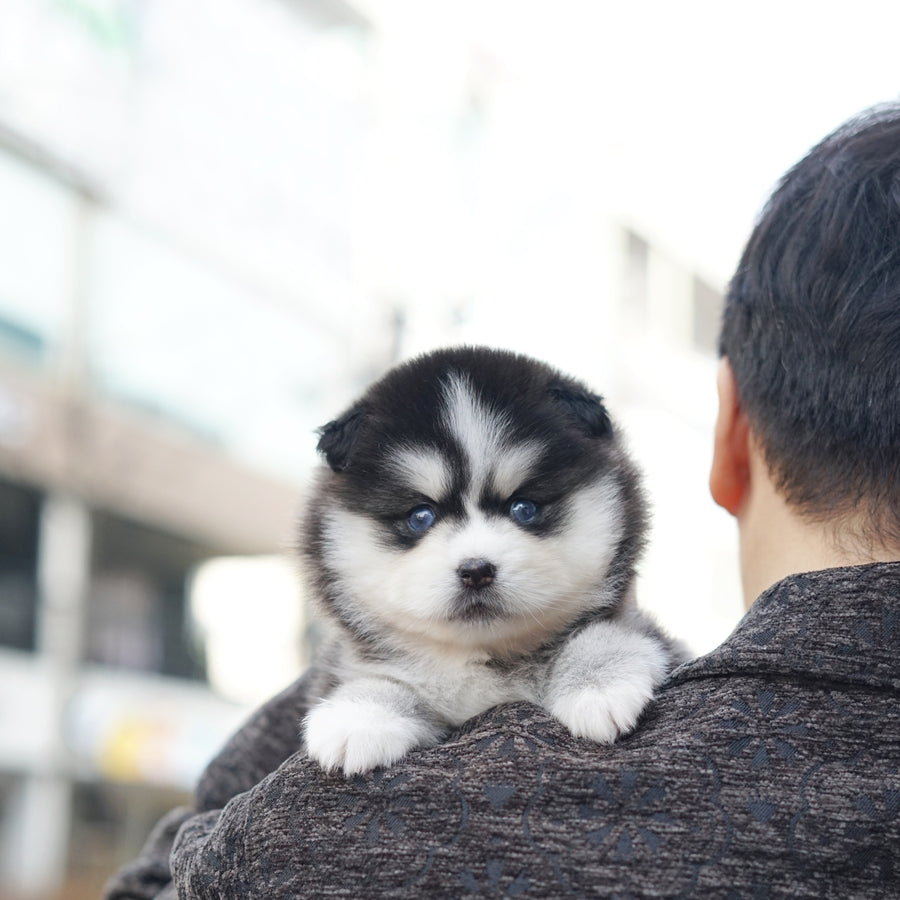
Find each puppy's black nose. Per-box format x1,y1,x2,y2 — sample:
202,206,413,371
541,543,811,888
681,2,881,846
458,559,496,590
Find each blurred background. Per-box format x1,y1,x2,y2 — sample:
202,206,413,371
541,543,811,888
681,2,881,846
0,0,897,896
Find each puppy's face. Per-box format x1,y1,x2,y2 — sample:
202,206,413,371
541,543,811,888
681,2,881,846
304,350,637,656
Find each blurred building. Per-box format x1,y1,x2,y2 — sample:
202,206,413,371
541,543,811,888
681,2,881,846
0,1,744,898
0,5,387,897
0,130,322,897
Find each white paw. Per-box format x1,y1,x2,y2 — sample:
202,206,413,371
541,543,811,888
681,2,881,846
549,679,653,744
303,696,432,777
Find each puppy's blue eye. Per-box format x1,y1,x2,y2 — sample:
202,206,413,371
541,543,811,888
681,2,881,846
407,505,436,533
509,499,539,525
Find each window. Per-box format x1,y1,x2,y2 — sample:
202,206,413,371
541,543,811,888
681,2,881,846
623,229,650,318
691,274,723,354
86,512,213,680
0,479,40,651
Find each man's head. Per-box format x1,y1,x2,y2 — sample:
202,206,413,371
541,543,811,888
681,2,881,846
718,103,900,550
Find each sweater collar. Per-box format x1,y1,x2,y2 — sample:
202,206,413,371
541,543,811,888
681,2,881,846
669,561,900,691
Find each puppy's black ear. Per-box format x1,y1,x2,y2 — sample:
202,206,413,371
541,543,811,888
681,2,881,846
316,404,368,472
548,383,613,439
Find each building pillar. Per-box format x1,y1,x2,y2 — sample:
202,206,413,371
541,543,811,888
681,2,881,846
0,494,91,897
0,773,74,898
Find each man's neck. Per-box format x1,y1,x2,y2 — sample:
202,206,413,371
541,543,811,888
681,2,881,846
737,453,900,608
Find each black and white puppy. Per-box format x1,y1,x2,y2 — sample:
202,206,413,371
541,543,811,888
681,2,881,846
300,347,686,775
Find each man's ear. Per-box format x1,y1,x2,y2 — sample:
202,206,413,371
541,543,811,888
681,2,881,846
709,358,752,517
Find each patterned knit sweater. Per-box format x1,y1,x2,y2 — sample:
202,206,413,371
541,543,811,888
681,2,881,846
105,562,900,899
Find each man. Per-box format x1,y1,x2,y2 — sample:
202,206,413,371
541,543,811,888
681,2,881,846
106,103,900,899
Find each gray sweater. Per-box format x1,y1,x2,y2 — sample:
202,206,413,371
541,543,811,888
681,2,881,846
105,563,900,898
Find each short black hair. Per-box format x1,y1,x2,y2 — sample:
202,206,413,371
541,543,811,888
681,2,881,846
719,102,900,544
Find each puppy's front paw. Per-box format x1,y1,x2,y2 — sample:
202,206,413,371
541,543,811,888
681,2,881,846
303,696,433,777
549,679,653,744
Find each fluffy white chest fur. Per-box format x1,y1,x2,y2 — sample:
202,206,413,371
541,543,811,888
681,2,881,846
304,609,673,775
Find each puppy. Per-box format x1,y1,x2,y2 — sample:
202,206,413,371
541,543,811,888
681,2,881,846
299,347,686,775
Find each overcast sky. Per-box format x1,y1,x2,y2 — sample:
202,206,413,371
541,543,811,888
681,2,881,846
461,0,900,279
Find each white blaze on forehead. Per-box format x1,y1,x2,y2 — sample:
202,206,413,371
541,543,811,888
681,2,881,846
442,373,507,474
388,446,452,501
441,373,543,497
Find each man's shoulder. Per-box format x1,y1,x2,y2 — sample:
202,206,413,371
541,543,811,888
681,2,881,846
195,672,314,810
259,664,897,898
172,568,900,898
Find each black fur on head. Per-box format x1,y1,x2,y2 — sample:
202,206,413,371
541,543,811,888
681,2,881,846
308,346,644,555
720,102,900,544
312,347,619,480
